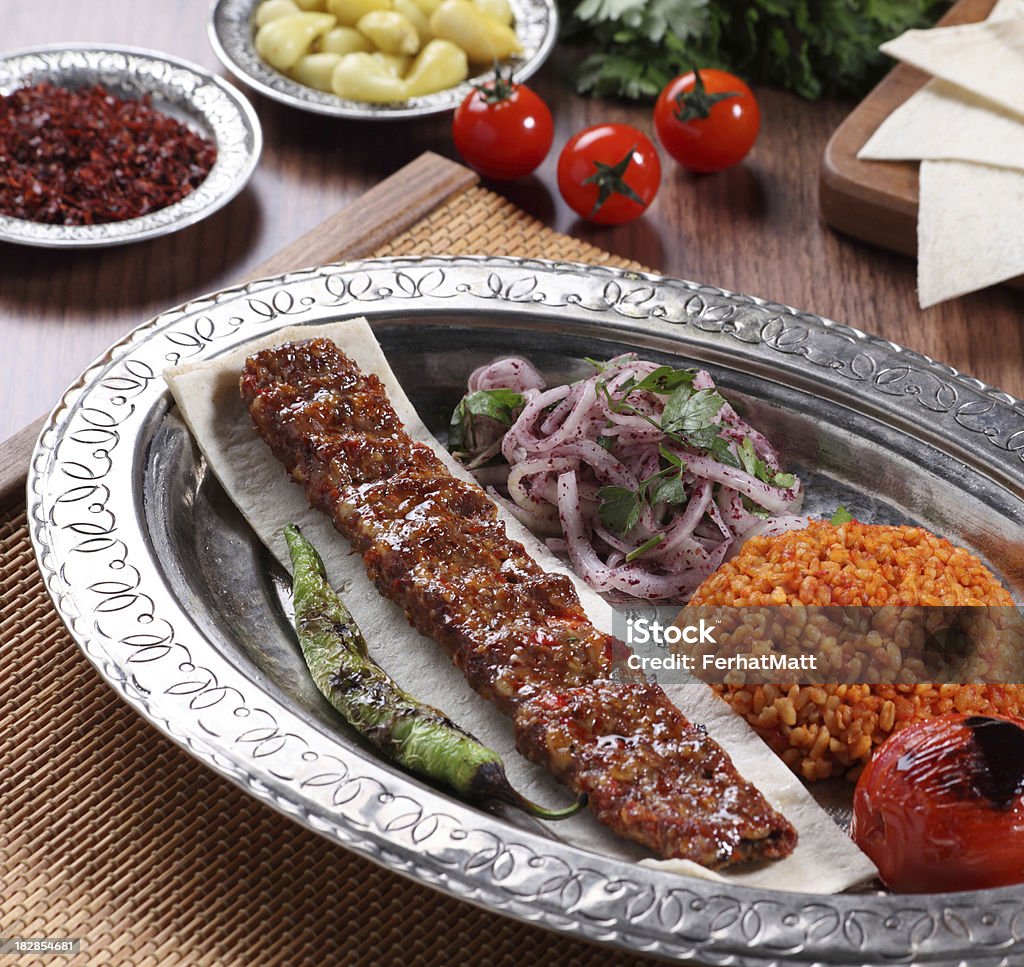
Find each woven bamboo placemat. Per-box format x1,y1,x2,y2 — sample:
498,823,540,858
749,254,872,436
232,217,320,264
0,185,659,966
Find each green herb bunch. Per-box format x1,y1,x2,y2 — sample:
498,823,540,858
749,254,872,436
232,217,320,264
560,0,949,100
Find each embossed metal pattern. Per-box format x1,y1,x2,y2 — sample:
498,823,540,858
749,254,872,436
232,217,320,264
208,0,558,119
0,44,262,248
27,259,1024,965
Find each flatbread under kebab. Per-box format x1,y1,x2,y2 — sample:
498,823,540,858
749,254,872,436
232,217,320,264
165,317,877,892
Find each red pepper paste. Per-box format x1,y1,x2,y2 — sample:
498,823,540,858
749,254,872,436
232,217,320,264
0,82,218,225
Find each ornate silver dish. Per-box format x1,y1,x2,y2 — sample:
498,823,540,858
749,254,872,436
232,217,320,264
0,44,262,249
208,0,558,119
28,258,1024,964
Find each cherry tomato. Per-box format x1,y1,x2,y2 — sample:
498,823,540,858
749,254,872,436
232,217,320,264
556,123,661,225
653,68,760,173
452,73,553,181
852,713,1024,893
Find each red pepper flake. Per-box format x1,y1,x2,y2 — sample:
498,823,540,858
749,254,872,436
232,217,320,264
0,82,218,225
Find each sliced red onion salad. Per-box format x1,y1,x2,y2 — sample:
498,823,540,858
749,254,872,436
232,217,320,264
448,354,805,601
469,357,546,394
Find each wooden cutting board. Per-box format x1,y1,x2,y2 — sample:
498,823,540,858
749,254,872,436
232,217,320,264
818,0,1019,269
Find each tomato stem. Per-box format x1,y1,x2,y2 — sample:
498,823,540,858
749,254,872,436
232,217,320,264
673,67,739,123
582,146,645,217
472,62,518,104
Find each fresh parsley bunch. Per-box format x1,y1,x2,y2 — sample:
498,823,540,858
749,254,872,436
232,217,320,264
560,0,949,100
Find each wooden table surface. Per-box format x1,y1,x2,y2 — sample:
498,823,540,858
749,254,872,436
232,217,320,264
2,1,1022,446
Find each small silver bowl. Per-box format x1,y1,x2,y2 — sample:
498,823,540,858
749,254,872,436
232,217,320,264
0,44,262,249
208,0,558,120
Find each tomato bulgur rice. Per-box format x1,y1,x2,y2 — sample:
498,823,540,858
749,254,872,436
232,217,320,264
688,519,1024,781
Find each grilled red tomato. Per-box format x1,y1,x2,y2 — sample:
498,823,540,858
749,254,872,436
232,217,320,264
852,713,1024,892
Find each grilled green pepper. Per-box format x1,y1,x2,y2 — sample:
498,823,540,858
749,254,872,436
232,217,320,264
285,524,583,820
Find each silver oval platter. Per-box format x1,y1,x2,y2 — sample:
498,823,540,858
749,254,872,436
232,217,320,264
209,0,557,119
0,44,262,249
28,258,1024,964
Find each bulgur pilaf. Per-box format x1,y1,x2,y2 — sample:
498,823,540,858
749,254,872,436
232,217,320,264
688,520,1023,780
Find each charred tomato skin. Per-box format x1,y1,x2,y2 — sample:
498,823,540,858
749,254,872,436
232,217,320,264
452,81,554,181
852,712,1024,893
653,69,760,174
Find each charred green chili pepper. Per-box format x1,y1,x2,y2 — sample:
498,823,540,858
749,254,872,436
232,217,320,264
285,524,584,820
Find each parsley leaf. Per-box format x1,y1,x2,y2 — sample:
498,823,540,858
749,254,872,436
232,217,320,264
466,388,524,422
629,366,697,396
661,388,725,435
658,443,686,469
703,432,740,467
597,485,642,534
830,505,854,525
597,365,697,415
650,473,688,507
571,0,708,44
598,379,631,414
562,0,946,102
741,495,771,519
448,388,524,454
737,435,769,481
638,388,737,466
737,437,796,488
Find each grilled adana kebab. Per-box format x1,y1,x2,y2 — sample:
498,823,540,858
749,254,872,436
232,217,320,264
242,338,797,869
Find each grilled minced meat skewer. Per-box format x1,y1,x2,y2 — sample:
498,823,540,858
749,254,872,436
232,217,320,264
242,338,797,868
